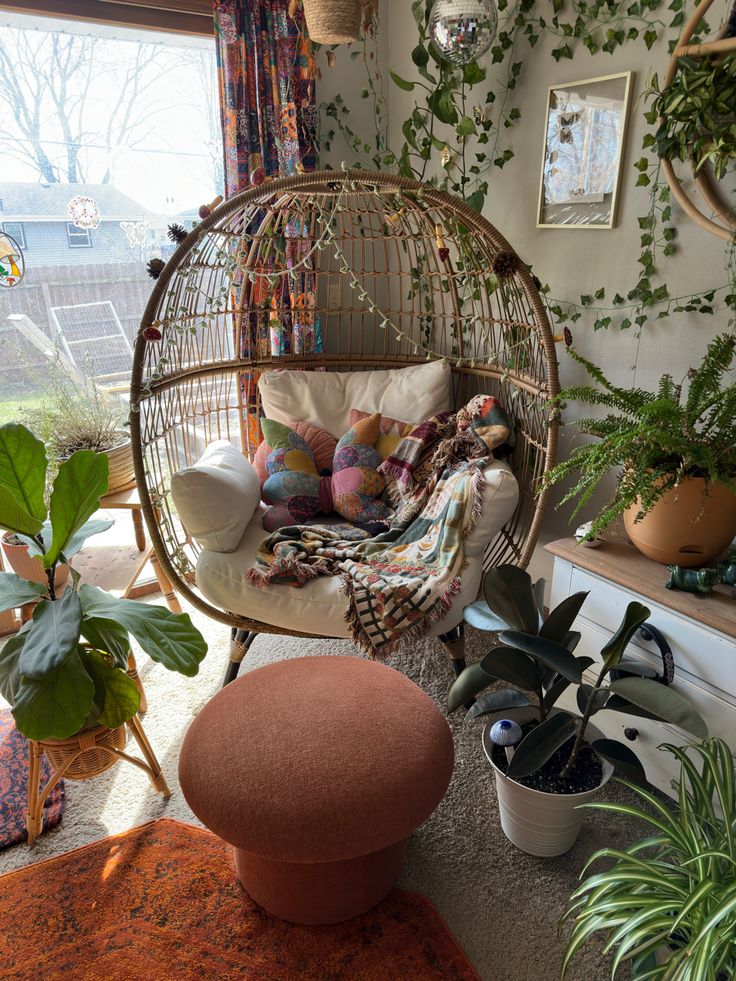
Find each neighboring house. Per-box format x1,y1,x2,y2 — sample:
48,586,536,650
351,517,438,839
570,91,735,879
0,182,159,266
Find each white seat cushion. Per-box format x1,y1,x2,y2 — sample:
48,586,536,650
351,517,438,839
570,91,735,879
258,361,452,439
196,460,519,637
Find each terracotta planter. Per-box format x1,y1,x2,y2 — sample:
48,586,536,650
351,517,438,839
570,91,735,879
103,434,135,494
39,723,128,780
624,476,736,567
302,0,361,43
1,533,69,587
482,709,613,857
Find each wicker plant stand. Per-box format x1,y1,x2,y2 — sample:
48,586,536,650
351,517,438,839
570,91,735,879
25,662,168,845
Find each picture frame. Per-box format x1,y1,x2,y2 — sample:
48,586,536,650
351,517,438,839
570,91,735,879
537,71,634,230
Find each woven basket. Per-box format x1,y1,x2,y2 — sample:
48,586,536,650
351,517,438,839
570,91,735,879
39,724,127,781
303,0,361,43
105,435,135,494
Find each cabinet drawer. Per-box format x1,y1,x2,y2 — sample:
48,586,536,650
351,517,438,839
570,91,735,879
568,566,736,696
559,620,736,796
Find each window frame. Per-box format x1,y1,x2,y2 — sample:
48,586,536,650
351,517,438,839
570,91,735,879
66,222,92,249
0,1,213,35
2,221,26,248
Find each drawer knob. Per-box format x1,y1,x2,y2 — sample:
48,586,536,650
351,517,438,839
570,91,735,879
624,727,639,742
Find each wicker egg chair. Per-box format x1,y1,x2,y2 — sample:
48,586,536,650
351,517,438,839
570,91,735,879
130,169,560,684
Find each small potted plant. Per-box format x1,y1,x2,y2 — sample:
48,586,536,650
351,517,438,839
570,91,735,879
543,333,736,566
562,738,735,979
0,423,207,771
448,565,707,856
22,356,134,494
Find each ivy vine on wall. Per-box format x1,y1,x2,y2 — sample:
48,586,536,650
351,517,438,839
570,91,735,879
318,0,736,334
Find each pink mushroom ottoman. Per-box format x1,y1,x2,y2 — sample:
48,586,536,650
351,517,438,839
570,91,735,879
178,654,454,925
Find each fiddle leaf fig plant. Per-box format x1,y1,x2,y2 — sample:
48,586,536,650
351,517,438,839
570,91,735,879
0,423,207,741
449,565,707,785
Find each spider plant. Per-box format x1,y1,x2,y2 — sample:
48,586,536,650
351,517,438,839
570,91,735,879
562,739,736,980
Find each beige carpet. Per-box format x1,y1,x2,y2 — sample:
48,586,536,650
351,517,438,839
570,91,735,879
0,605,642,981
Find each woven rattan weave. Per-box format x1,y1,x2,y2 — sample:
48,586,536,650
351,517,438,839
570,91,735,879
129,170,559,674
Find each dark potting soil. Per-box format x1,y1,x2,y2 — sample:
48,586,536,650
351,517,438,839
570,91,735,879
491,721,604,795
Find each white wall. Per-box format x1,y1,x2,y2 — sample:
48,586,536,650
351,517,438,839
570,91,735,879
384,7,734,541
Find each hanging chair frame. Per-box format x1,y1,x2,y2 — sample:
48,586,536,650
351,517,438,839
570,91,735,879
130,170,560,675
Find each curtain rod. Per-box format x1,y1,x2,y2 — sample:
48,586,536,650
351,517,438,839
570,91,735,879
0,0,214,36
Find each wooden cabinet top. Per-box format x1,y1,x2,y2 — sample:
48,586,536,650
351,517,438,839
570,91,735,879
546,538,736,641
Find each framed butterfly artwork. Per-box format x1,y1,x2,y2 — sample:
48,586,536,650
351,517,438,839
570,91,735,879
537,72,634,230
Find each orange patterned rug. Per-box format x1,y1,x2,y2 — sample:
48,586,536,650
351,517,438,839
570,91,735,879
0,818,479,981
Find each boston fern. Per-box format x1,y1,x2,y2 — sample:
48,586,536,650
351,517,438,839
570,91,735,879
563,739,736,980
544,333,736,538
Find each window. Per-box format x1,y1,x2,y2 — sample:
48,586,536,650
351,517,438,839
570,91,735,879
0,11,222,416
66,223,92,248
2,222,26,248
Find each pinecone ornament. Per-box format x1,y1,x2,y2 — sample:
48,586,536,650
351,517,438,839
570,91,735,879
146,258,166,280
492,251,519,278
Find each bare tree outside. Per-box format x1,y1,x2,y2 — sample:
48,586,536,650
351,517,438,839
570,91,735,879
0,15,222,417
0,22,222,194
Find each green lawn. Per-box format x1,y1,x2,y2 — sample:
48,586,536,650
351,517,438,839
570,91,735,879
0,393,45,426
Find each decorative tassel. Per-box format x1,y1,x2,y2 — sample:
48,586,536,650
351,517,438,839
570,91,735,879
146,258,165,280
198,195,223,220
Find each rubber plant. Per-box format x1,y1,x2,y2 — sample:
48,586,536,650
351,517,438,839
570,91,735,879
448,565,707,783
0,423,207,741
563,738,736,980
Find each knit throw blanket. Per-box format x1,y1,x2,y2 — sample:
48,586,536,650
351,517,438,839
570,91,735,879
248,395,511,654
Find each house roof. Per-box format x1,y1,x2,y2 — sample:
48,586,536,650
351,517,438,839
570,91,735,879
0,182,155,221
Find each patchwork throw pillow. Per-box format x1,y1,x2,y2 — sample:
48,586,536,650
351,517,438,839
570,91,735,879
259,414,391,531
349,409,414,460
253,419,336,486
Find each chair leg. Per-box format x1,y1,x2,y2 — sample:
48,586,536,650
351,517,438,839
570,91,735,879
440,624,475,708
440,624,466,675
223,629,257,687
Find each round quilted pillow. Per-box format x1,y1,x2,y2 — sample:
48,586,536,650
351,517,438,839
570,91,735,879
253,419,337,485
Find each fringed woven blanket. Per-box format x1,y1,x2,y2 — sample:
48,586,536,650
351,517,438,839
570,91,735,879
248,394,511,654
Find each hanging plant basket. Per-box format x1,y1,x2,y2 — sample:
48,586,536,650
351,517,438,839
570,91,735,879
303,0,361,44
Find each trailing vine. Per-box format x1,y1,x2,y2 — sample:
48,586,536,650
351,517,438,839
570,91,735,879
318,0,736,334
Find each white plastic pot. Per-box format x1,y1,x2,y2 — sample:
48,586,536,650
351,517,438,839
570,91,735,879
482,708,613,857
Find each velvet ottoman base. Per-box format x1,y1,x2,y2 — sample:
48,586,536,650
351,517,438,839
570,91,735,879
234,838,407,925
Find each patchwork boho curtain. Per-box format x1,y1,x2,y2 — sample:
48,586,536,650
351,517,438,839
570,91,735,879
214,0,317,194
214,0,321,449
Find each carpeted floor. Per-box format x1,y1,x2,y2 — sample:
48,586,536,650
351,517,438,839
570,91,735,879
0,606,643,981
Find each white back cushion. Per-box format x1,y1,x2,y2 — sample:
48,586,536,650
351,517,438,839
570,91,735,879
171,440,260,553
258,360,452,438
